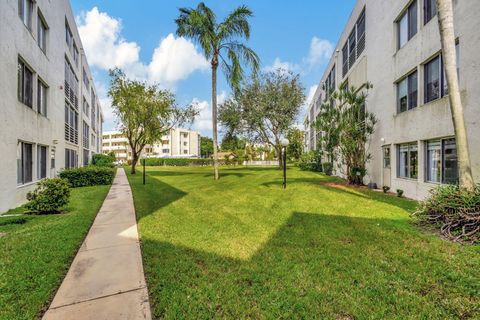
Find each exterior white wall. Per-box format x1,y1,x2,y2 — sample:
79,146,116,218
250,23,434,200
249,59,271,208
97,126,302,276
0,0,103,213
304,0,480,200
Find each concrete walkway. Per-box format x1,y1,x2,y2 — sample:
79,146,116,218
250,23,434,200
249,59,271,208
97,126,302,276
43,168,151,320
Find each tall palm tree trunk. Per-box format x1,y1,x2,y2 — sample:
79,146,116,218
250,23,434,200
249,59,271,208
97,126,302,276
211,62,220,180
436,0,475,191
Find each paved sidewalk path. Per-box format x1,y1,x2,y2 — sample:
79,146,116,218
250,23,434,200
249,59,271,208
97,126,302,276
43,168,151,320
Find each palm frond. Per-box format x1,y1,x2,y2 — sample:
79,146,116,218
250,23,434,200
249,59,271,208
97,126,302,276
217,5,253,40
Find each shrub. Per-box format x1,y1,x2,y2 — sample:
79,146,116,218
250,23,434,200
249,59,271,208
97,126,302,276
59,166,115,187
92,153,115,167
396,189,404,198
414,184,480,244
297,151,322,172
143,158,237,167
26,178,70,214
322,162,333,176
382,186,390,193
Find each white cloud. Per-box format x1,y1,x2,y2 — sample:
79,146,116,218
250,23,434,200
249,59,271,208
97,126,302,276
264,37,334,75
306,37,334,67
148,34,209,86
190,91,229,137
77,8,208,87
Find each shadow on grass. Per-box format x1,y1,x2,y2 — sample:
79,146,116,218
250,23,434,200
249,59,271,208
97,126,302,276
140,211,477,319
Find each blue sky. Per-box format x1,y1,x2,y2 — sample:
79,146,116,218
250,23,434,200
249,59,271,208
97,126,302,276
70,0,356,137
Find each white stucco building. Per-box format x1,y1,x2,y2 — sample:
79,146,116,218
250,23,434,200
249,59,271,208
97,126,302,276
305,0,480,199
102,128,201,161
0,0,103,212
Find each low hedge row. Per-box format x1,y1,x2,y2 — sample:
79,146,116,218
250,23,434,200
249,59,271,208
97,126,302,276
143,158,238,166
59,166,116,187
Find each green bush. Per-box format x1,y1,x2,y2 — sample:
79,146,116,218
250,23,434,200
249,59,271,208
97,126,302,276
322,162,333,176
396,189,404,198
92,153,115,167
26,178,70,214
59,166,116,187
297,151,322,172
415,184,480,244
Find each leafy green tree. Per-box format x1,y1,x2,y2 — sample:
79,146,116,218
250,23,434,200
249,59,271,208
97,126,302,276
286,128,304,161
108,69,196,174
219,70,305,168
200,137,214,158
221,133,246,151
175,3,259,180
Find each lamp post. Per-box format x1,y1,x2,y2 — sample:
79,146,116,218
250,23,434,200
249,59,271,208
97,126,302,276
280,138,289,189
142,154,146,185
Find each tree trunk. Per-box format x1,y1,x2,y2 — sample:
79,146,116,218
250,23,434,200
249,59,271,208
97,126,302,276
131,152,138,175
436,0,475,191
211,61,220,180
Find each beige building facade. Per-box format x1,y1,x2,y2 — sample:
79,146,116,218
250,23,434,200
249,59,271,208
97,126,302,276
0,0,103,212
305,0,480,199
102,128,201,161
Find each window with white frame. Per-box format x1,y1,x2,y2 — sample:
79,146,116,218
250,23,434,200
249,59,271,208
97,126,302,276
37,145,47,179
17,141,33,184
424,0,437,25
37,79,47,116
426,138,458,184
65,148,77,169
424,43,459,103
18,59,34,108
83,68,90,89
342,9,365,77
397,0,417,49
37,11,48,52
397,70,417,113
324,65,336,100
398,143,418,179
18,0,33,31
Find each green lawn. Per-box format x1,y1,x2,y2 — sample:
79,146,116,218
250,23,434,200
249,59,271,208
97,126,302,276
128,166,480,319
0,185,110,320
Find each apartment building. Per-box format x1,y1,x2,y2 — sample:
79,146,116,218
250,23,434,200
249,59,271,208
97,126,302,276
305,0,480,199
0,0,103,212
102,128,201,161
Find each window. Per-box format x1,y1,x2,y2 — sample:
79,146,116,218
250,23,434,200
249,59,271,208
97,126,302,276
83,98,90,116
37,79,47,116
18,59,34,108
73,44,79,67
397,70,417,113
18,0,33,30
424,0,437,24
426,138,457,184
83,68,90,89
183,141,188,146
83,121,89,149
342,9,366,76
65,58,79,108
37,12,47,52
162,149,169,154
183,150,188,154
83,149,89,166
91,90,96,132
324,65,336,100
37,145,47,179
65,149,77,169
424,43,460,103
17,142,33,184
65,103,78,144
398,143,418,179
65,21,73,49
183,133,188,138
383,147,391,168
397,1,417,49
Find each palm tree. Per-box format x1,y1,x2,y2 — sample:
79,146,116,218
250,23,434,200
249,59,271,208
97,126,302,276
175,3,259,180
436,0,475,191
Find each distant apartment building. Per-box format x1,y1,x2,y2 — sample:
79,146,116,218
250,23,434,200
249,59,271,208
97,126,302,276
0,0,103,212
305,0,480,199
102,128,201,161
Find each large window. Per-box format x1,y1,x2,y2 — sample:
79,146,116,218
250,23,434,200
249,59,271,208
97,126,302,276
17,142,33,185
398,143,418,179
18,0,33,30
83,121,90,149
83,97,90,116
83,68,90,89
424,0,437,24
342,9,366,77
397,70,417,113
426,138,457,184
37,145,47,179
65,58,79,108
37,79,47,116
65,104,78,144
324,65,336,99
37,11,47,52
65,149,77,169
66,21,73,49
83,149,89,166
398,1,417,49
18,59,34,108
424,43,460,103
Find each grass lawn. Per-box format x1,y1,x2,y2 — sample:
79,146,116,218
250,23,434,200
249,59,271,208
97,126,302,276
128,166,480,319
0,185,110,320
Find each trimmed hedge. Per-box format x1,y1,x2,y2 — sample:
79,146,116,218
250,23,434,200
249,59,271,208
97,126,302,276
143,158,236,167
92,153,116,167
59,166,116,187
26,178,71,214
